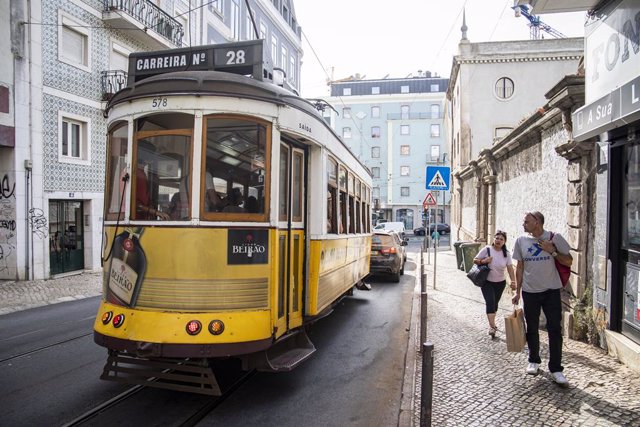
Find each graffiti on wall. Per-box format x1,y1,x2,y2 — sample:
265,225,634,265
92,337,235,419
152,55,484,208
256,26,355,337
0,172,17,276
29,208,47,239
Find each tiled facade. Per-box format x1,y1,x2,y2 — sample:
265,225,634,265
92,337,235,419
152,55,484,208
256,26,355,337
1,0,302,280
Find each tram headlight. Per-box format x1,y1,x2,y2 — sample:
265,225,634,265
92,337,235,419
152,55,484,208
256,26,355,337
101,311,113,325
208,320,225,335
112,314,125,328
186,320,202,336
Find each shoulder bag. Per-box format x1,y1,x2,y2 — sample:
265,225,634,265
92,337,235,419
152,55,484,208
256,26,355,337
550,232,570,287
466,247,491,287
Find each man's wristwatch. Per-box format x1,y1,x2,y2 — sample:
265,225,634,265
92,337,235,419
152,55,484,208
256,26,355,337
551,251,558,257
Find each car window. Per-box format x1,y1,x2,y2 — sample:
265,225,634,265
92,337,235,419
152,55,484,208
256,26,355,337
373,235,394,246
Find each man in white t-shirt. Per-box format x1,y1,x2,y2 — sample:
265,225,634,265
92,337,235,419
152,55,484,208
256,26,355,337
512,211,572,386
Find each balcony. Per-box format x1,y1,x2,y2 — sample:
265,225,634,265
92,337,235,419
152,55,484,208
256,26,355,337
102,0,184,49
101,70,128,101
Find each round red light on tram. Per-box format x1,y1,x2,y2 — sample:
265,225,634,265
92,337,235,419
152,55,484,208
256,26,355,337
186,320,202,335
208,320,225,335
123,238,134,252
112,314,125,328
101,311,113,325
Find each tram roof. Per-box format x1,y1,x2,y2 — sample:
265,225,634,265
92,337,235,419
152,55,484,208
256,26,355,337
105,70,372,179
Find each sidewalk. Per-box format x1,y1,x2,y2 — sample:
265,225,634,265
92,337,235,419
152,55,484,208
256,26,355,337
0,272,102,316
408,248,640,426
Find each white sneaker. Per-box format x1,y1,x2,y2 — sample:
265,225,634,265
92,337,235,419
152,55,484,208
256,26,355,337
526,362,540,375
551,371,568,385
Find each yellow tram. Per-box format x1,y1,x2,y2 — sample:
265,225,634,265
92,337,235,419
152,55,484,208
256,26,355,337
93,40,372,394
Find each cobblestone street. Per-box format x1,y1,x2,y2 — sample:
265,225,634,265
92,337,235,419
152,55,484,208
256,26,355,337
412,248,640,426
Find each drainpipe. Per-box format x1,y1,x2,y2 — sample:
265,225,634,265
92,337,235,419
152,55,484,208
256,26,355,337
26,0,33,280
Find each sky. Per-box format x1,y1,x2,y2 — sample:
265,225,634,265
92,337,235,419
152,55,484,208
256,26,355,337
293,0,588,98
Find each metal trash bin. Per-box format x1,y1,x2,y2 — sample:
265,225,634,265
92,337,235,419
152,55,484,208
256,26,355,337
460,242,482,273
453,241,470,271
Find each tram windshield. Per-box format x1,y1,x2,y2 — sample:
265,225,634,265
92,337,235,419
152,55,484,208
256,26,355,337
202,116,268,218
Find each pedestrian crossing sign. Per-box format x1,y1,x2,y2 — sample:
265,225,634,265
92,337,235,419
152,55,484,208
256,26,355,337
426,166,450,190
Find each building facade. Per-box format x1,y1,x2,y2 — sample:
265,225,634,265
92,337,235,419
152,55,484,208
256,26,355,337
324,75,449,231
446,27,583,243
0,0,301,281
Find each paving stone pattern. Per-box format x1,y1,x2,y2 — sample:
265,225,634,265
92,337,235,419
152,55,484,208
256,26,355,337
0,272,102,316
412,249,640,426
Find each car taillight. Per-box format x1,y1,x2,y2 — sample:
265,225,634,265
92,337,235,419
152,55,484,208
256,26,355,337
380,247,397,255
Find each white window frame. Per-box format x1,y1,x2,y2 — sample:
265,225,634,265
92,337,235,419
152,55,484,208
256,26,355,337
289,55,296,85
401,145,410,156
259,21,268,39
209,0,224,16
343,127,352,139
401,187,410,197
401,105,410,120
245,11,254,40
400,166,410,176
110,41,131,72
281,45,288,74
230,0,240,40
174,12,189,46
371,86,380,94
400,125,410,135
430,104,440,119
58,12,91,72
58,111,91,166
343,107,351,118
371,126,381,138
372,167,380,179
430,83,439,91
401,85,409,93
430,124,440,137
371,106,380,118
343,88,351,96
271,34,278,66
430,145,440,161
371,146,380,158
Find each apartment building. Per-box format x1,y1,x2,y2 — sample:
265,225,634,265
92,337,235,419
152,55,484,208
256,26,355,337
0,0,301,281
324,75,449,230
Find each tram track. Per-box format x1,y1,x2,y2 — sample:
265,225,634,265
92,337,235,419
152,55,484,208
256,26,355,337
61,368,256,426
0,332,93,363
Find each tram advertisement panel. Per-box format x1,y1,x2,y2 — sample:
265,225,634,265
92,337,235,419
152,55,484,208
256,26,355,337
104,226,271,309
227,229,269,265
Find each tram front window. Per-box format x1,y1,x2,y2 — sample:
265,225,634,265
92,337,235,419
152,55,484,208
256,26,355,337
203,116,268,219
133,134,192,221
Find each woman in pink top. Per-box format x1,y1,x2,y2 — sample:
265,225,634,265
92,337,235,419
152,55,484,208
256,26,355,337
473,230,517,338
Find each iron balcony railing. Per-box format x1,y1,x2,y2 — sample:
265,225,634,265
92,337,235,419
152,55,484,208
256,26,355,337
101,70,128,100
386,112,444,120
104,0,184,46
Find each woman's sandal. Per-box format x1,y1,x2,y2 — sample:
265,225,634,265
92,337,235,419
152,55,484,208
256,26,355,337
488,326,498,338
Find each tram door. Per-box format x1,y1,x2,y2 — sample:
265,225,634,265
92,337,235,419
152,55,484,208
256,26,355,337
49,200,84,275
276,142,305,334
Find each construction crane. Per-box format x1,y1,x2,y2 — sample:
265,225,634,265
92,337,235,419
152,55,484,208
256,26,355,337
513,5,566,40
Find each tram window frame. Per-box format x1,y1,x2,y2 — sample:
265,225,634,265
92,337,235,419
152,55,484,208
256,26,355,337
327,157,338,234
338,166,348,234
132,128,193,221
292,150,303,222
348,172,355,233
105,121,128,221
201,115,270,222
279,145,289,221
355,180,362,233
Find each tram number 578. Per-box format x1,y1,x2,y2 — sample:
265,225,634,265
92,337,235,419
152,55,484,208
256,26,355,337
151,97,168,108
226,49,246,65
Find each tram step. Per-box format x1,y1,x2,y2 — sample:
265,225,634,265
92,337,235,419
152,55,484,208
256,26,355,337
100,351,222,396
256,329,316,372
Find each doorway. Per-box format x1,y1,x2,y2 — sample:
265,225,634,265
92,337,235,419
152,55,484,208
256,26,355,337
49,201,84,275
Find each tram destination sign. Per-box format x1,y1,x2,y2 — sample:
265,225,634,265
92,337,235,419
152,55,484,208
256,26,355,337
128,40,271,85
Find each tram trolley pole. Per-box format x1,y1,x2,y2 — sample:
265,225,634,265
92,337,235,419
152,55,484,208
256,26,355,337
420,341,434,427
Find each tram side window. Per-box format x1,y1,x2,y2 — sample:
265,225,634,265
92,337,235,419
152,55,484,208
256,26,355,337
339,166,347,234
348,173,355,233
327,157,338,234
355,180,362,233
204,116,267,218
105,123,128,221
